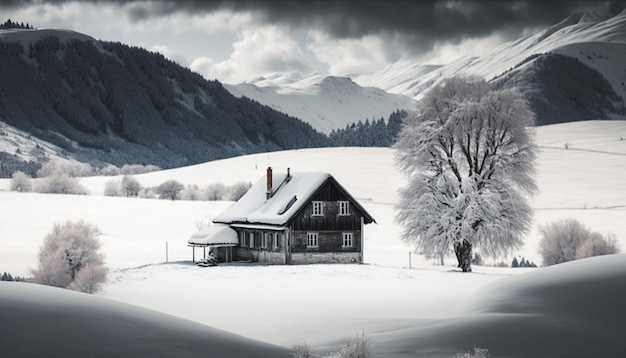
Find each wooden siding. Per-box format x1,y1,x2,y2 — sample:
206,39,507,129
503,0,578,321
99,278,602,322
292,180,364,232
291,231,361,253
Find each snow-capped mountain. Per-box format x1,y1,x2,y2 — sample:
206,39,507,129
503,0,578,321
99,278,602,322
224,74,415,134
356,10,626,101
222,10,626,128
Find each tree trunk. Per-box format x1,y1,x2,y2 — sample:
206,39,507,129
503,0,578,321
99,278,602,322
454,240,472,272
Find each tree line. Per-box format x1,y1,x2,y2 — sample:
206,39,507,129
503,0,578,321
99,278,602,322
0,19,35,30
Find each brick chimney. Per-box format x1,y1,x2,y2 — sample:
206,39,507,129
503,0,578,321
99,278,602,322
266,167,273,200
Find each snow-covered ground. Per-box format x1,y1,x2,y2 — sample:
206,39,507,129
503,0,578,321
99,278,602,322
1,120,625,356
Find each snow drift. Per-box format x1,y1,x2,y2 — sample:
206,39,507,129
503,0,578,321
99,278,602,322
0,282,291,358
372,254,626,357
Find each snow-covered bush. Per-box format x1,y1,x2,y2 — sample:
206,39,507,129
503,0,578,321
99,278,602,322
228,181,251,201
31,220,107,293
204,182,227,201
157,179,184,200
291,342,319,358
454,347,489,358
34,175,87,195
291,332,373,358
99,164,121,176
539,218,620,266
10,170,32,192
138,187,158,199
122,175,141,197
120,164,161,175
180,184,202,200
328,332,374,358
37,159,94,178
104,179,123,196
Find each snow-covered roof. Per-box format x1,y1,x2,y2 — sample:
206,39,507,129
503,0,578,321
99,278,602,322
213,171,336,226
188,224,238,247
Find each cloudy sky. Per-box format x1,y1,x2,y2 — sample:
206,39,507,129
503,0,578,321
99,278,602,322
2,1,625,83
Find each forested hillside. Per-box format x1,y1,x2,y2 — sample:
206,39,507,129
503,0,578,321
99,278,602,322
494,53,625,125
0,30,328,170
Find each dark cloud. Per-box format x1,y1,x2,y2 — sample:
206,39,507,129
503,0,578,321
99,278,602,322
4,0,626,54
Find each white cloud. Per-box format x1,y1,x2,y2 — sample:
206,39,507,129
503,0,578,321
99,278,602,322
190,25,312,83
419,33,509,65
306,31,392,76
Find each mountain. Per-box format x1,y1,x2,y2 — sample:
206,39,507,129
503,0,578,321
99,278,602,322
355,10,626,124
0,28,328,172
224,73,415,134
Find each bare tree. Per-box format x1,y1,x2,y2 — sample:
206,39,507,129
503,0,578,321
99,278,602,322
31,220,107,293
395,76,537,272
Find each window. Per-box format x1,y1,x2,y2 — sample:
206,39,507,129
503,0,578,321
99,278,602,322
273,233,280,249
312,201,323,216
342,233,353,248
338,201,350,216
240,232,247,247
262,233,269,249
307,233,319,248
249,232,255,248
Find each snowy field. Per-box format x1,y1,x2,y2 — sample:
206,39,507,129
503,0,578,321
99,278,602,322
1,120,626,357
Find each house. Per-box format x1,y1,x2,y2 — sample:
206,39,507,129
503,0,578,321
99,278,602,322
188,167,376,265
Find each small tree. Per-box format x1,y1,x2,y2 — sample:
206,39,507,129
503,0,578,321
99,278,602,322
122,175,141,197
104,179,122,196
228,181,252,201
394,76,537,272
157,179,184,200
10,171,32,192
539,218,620,266
31,220,107,293
180,184,202,200
204,182,227,201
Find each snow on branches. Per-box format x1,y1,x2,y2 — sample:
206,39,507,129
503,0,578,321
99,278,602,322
394,76,537,272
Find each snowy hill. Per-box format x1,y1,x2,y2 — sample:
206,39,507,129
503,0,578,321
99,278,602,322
0,281,290,357
1,120,625,357
224,75,415,134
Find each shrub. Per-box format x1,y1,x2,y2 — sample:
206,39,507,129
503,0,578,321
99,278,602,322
10,171,32,192
291,332,373,358
328,332,374,358
204,182,227,201
31,220,107,293
34,174,87,195
104,179,122,196
455,347,490,358
180,184,202,200
291,342,319,358
122,175,141,197
539,218,620,266
228,181,251,201
157,179,184,200
138,187,157,199
37,160,94,178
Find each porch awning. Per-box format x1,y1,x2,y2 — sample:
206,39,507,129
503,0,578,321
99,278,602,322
188,224,239,247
